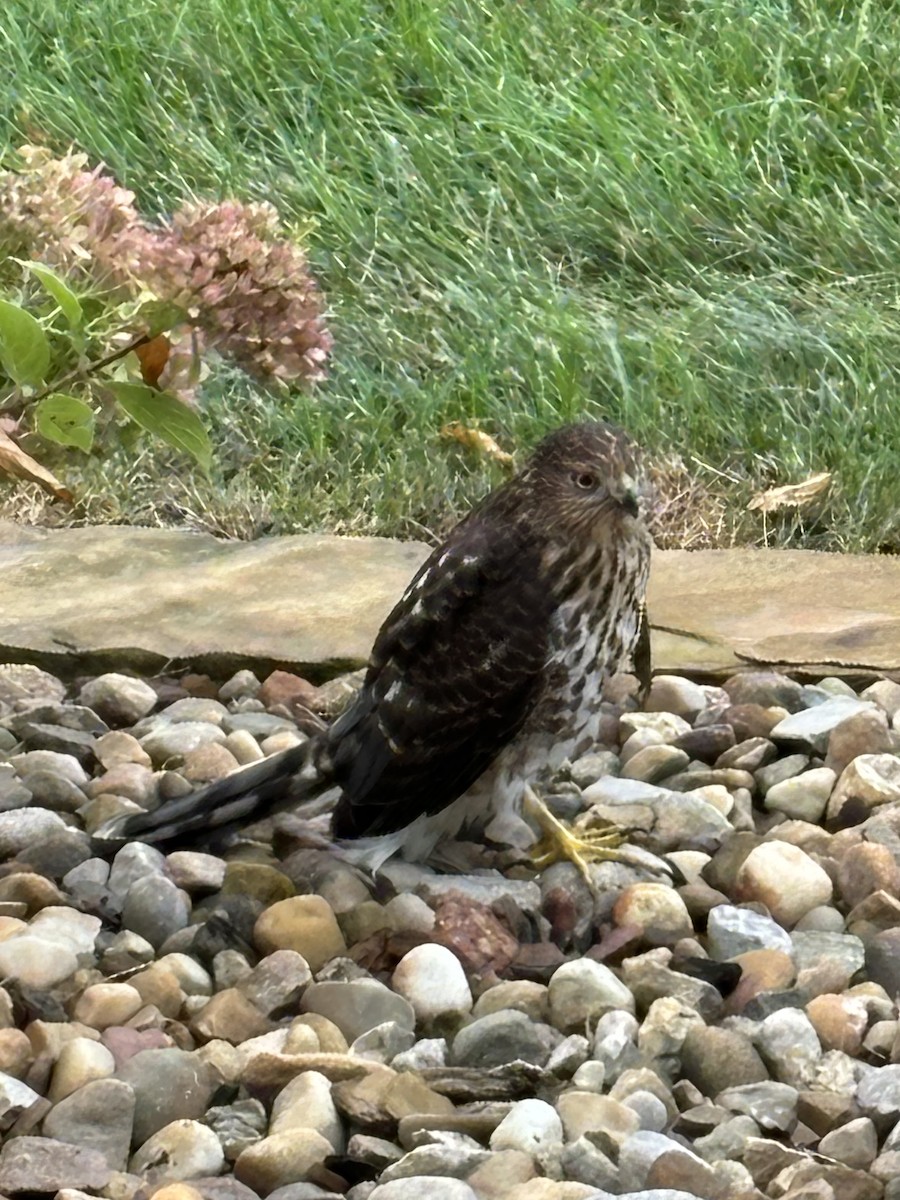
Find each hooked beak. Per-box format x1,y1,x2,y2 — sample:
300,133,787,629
614,474,640,518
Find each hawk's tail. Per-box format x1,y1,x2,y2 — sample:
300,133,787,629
92,735,333,855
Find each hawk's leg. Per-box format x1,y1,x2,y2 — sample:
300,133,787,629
523,785,672,885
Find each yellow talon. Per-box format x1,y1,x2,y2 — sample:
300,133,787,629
523,786,629,887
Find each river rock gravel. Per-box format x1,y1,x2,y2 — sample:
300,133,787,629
2,662,900,1198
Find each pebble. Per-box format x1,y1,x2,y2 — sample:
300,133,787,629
452,1009,558,1069
489,1097,563,1162
368,1181,478,1200
764,767,836,822
645,676,710,720
140,720,229,766
116,1048,217,1145
611,883,693,945
73,982,144,1029
0,1136,111,1193
131,1118,225,1182
43,1077,135,1171
303,979,415,1043
548,958,635,1031
679,1025,768,1096
270,1070,344,1150
717,1081,798,1131
706,903,793,958
0,807,68,856
827,753,900,823
121,874,191,948
754,1008,822,1087
78,673,158,724
7,660,900,1194
770,697,878,752
48,1038,117,1102
254,895,347,971
392,944,473,1028
818,1116,878,1169
735,841,833,925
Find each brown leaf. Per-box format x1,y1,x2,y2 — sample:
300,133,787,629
440,421,515,467
0,429,73,503
748,471,832,513
134,334,171,388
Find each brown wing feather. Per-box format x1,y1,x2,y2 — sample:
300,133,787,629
329,514,555,838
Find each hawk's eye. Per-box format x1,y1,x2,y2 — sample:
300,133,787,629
572,471,597,490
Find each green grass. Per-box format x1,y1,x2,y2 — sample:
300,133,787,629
3,0,900,550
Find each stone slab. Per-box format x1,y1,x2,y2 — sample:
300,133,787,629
0,521,426,678
648,548,900,680
1,523,899,681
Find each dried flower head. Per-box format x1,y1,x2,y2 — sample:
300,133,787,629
0,146,332,387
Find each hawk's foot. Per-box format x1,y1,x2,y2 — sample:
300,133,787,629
523,786,673,887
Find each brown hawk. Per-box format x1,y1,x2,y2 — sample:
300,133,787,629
98,421,659,878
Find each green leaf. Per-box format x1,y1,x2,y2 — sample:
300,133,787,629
0,299,51,386
109,381,212,473
18,260,83,328
35,394,95,452
137,299,191,337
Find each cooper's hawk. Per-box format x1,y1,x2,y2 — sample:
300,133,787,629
98,422,658,878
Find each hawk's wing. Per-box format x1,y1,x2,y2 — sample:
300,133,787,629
329,516,555,838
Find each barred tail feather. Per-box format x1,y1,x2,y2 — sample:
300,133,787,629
93,737,330,853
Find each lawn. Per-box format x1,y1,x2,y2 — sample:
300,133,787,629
2,0,900,551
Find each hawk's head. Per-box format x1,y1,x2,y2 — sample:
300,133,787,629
519,421,648,538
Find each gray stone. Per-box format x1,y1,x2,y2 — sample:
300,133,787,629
452,1009,559,1069
569,750,621,788
680,1026,768,1098
237,949,312,1017
618,1130,707,1192
591,1010,641,1083
0,765,31,811
764,768,836,822
770,697,878,752
818,1117,878,1170
693,1114,760,1163
706,904,793,958
754,1009,822,1088
858,1065,900,1118
756,753,812,794
619,950,723,1022
302,979,414,1043
9,747,90,787
790,930,865,977
140,720,228,766
116,1047,217,1145
717,1081,798,1132
560,1135,619,1188
351,1022,417,1063
548,957,635,1030
0,1072,42,1123
369,1180,478,1200
107,841,169,901
0,1136,111,1192
43,1078,135,1171
0,806,68,855
0,661,66,705
866,929,900,996
130,1117,225,1180
379,1143,489,1182
121,874,190,948
79,672,158,725
21,770,87,812
206,1099,268,1160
